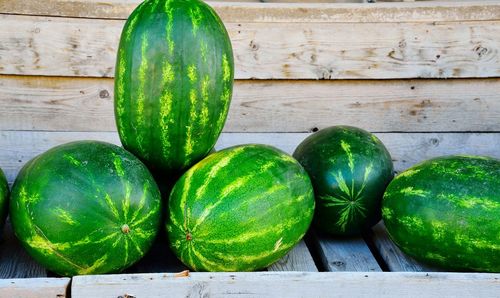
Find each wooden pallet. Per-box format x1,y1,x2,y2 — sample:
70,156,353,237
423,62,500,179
0,0,499,296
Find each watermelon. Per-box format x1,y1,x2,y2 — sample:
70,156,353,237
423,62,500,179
293,126,394,236
10,141,161,276
166,144,315,271
0,168,8,231
382,155,500,272
114,0,234,174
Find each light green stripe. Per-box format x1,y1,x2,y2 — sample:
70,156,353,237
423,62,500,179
130,181,150,223
78,254,108,275
189,5,203,36
222,54,231,82
104,193,120,220
340,140,355,173
180,170,195,230
165,0,175,53
184,89,198,163
115,49,128,145
200,75,210,127
160,61,175,160
122,182,132,222
135,34,149,156
55,208,76,226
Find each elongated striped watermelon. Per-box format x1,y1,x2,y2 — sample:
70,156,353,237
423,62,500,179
167,144,315,271
0,168,8,231
115,0,234,174
382,155,500,272
293,126,394,235
10,141,161,276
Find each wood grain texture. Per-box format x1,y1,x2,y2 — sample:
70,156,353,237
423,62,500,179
0,221,47,278
0,277,69,298
366,222,440,272
312,231,382,272
267,240,318,272
2,131,499,183
1,1,499,23
71,271,500,298
0,14,499,79
2,75,499,132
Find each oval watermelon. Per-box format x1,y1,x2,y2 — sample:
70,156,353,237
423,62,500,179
0,168,8,231
115,0,234,174
10,141,161,276
293,126,394,235
382,155,500,272
166,144,315,271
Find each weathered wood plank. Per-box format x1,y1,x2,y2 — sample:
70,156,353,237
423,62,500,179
0,221,47,278
267,240,318,272
312,231,382,272
2,75,500,132
71,271,500,298
1,14,499,79
367,222,440,272
1,1,499,23
1,131,499,183
0,277,70,298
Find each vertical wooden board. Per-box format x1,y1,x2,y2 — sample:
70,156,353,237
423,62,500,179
0,278,70,298
312,231,382,272
0,221,47,278
367,222,440,272
267,240,318,272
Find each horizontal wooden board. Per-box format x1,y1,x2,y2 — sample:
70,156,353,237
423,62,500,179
2,1,499,23
267,240,318,272
0,14,499,79
0,277,70,298
1,131,499,183
71,271,500,298
2,75,499,132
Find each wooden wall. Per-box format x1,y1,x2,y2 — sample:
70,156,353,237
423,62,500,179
0,0,499,183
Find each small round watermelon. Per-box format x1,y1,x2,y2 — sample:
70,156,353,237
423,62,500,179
293,126,394,236
166,144,315,271
383,155,500,272
0,168,8,231
10,141,161,276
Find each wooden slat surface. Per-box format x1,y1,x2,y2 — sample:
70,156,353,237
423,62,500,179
2,1,499,23
0,277,70,298
313,231,382,272
267,240,318,272
2,75,500,132
71,271,500,298
2,131,500,183
367,222,440,272
0,222,47,278
1,14,499,79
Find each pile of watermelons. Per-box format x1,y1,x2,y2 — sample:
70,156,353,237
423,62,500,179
1,0,498,276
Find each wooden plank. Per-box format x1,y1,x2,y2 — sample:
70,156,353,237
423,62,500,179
1,15,499,79
1,1,499,23
1,131,500,183
367,222,440,272
312,231,382,272
0,221,47,278
71,271,500,298
2,75,500,132
267,240,318,272
0,277,70,298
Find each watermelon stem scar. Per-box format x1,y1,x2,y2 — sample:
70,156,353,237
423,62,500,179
121,224,130,234
186,232,193,241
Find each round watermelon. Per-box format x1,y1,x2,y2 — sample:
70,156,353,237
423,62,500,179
293,126,394,236
166,144,315,271
0,168,8,231
10,141,161,276
115,0,234,174
382,155,500,272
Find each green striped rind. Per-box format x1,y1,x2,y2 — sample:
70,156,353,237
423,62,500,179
382,155,500,272
10,141,161,276
0,168,8,231
114,0,234,174
166,144,315,271
293,126,394,236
